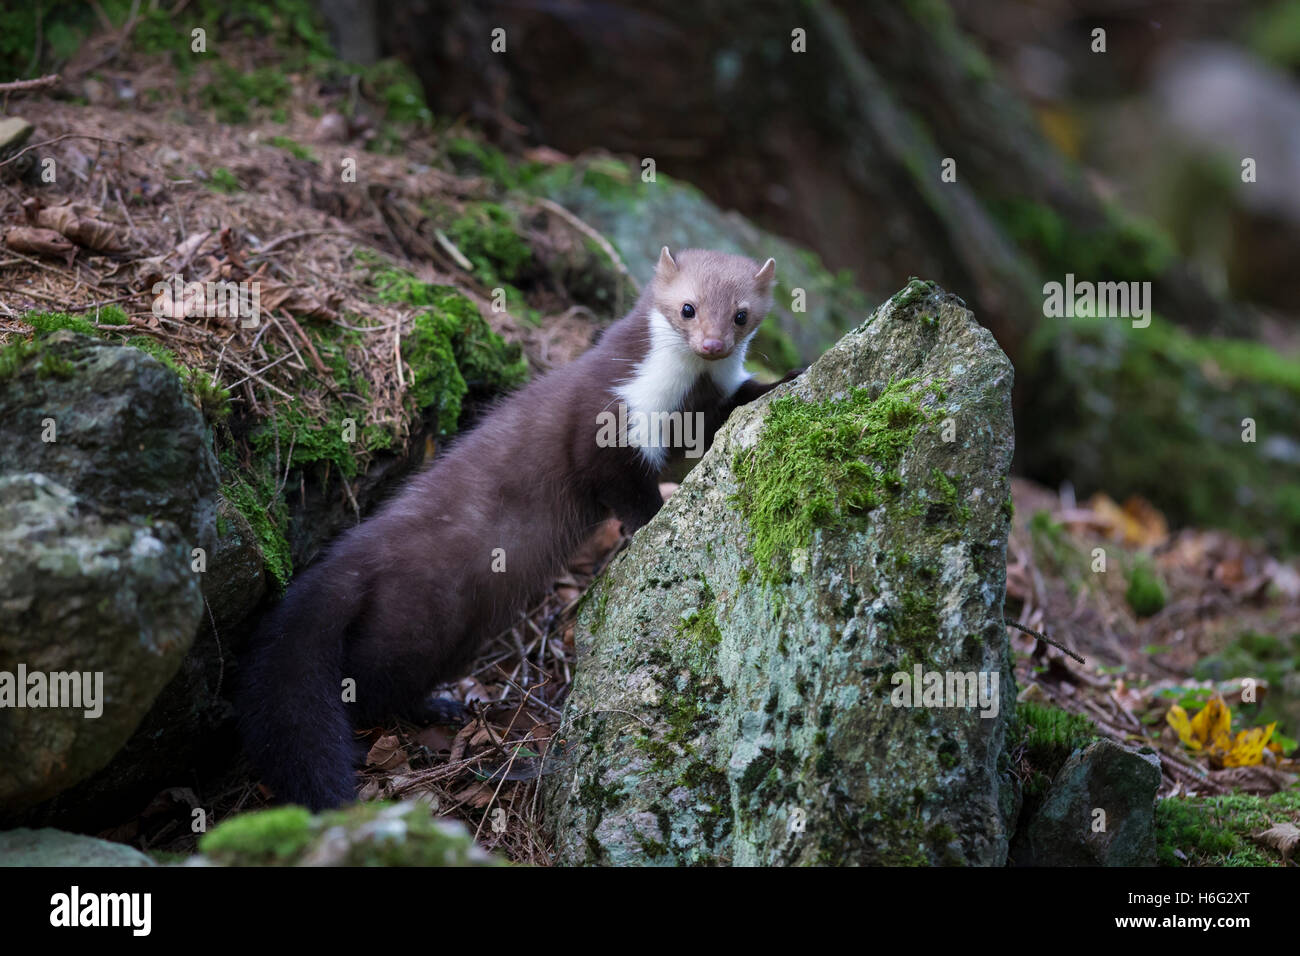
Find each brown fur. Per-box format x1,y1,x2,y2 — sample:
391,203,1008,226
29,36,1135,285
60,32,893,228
236,248,794,809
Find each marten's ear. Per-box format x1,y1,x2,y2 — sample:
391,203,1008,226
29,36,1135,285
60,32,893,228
754,257,776,286
656,246,678,279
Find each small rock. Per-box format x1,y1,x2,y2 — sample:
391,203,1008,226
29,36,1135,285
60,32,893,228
314,111,349,143
0,828,155,867
1017,738,1162,866
0,116,34,152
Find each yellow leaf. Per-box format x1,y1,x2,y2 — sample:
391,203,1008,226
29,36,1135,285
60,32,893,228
1190,694,1231,747
1166,705,1197,749
1224,722,1276,768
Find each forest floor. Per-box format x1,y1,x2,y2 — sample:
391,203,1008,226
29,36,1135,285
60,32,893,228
2,22,1297,866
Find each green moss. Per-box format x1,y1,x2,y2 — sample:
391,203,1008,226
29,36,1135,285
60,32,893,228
251,402,361,478
1156,789,1300,866
403,294,529,430
892,277,939,312
442,136,550,192
5,1,328,91
445,137,510,182
367,267,529,431
632,666,723,776
991,198,1175,283
403,312,465,429
731,377,938,586
183,368,231,423
1144,318,1300,395
894,583,940,662
928,468,970,524
125,336,182,375
221,469,293,589
737,752,777,797
35,353,75,379
0,339,38,382
1125,560,1167,617
200,802,500,866
675,599,723,670
96,305,131,326
23,311,98,336
201,64,291,124
267,135,317,162
1,3,87,79
199,806,314,865
361,59,433,127
1012,701,1098,798
444,203,534,286
635,837,668,859
207,166,242,193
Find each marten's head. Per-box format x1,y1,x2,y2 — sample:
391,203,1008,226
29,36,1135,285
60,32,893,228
651,246,776,361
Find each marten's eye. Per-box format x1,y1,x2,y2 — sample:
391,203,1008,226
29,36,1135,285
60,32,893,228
734,310,748,326
681,304,695,319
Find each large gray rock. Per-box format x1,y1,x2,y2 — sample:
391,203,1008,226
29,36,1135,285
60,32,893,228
544,280,1017,865
1017,739,1162,867
0,330,218,548
0,332,223,817
0,474,202,811
0,828,155,866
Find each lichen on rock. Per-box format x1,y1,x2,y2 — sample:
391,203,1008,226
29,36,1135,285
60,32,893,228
544,279,1018,865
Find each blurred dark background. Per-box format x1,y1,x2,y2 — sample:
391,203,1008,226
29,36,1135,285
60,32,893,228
346,0,1300,547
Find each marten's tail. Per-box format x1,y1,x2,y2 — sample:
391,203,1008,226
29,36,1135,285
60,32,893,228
236,560,364,811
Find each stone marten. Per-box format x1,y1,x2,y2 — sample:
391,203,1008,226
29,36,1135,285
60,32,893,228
237,247,797,810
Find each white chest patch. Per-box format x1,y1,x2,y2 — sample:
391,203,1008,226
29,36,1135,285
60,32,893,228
614,309,750,471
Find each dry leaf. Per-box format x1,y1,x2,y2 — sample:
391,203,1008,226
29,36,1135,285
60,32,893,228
1254,823,1300,863
413,725,458,753
365,733,410,772
26,201,128,253
455,676,492,705
5,226,76,262
451,781,494,808
254,279,340,321
1084,492,1168,547
1208,765,1298,795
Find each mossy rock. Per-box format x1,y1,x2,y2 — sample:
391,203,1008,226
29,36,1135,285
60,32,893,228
197,802,503,866
543,280,1017,866
1015,739,1162,866
0,330,219,547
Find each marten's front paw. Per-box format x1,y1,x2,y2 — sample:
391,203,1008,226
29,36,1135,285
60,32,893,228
408,694,467,726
